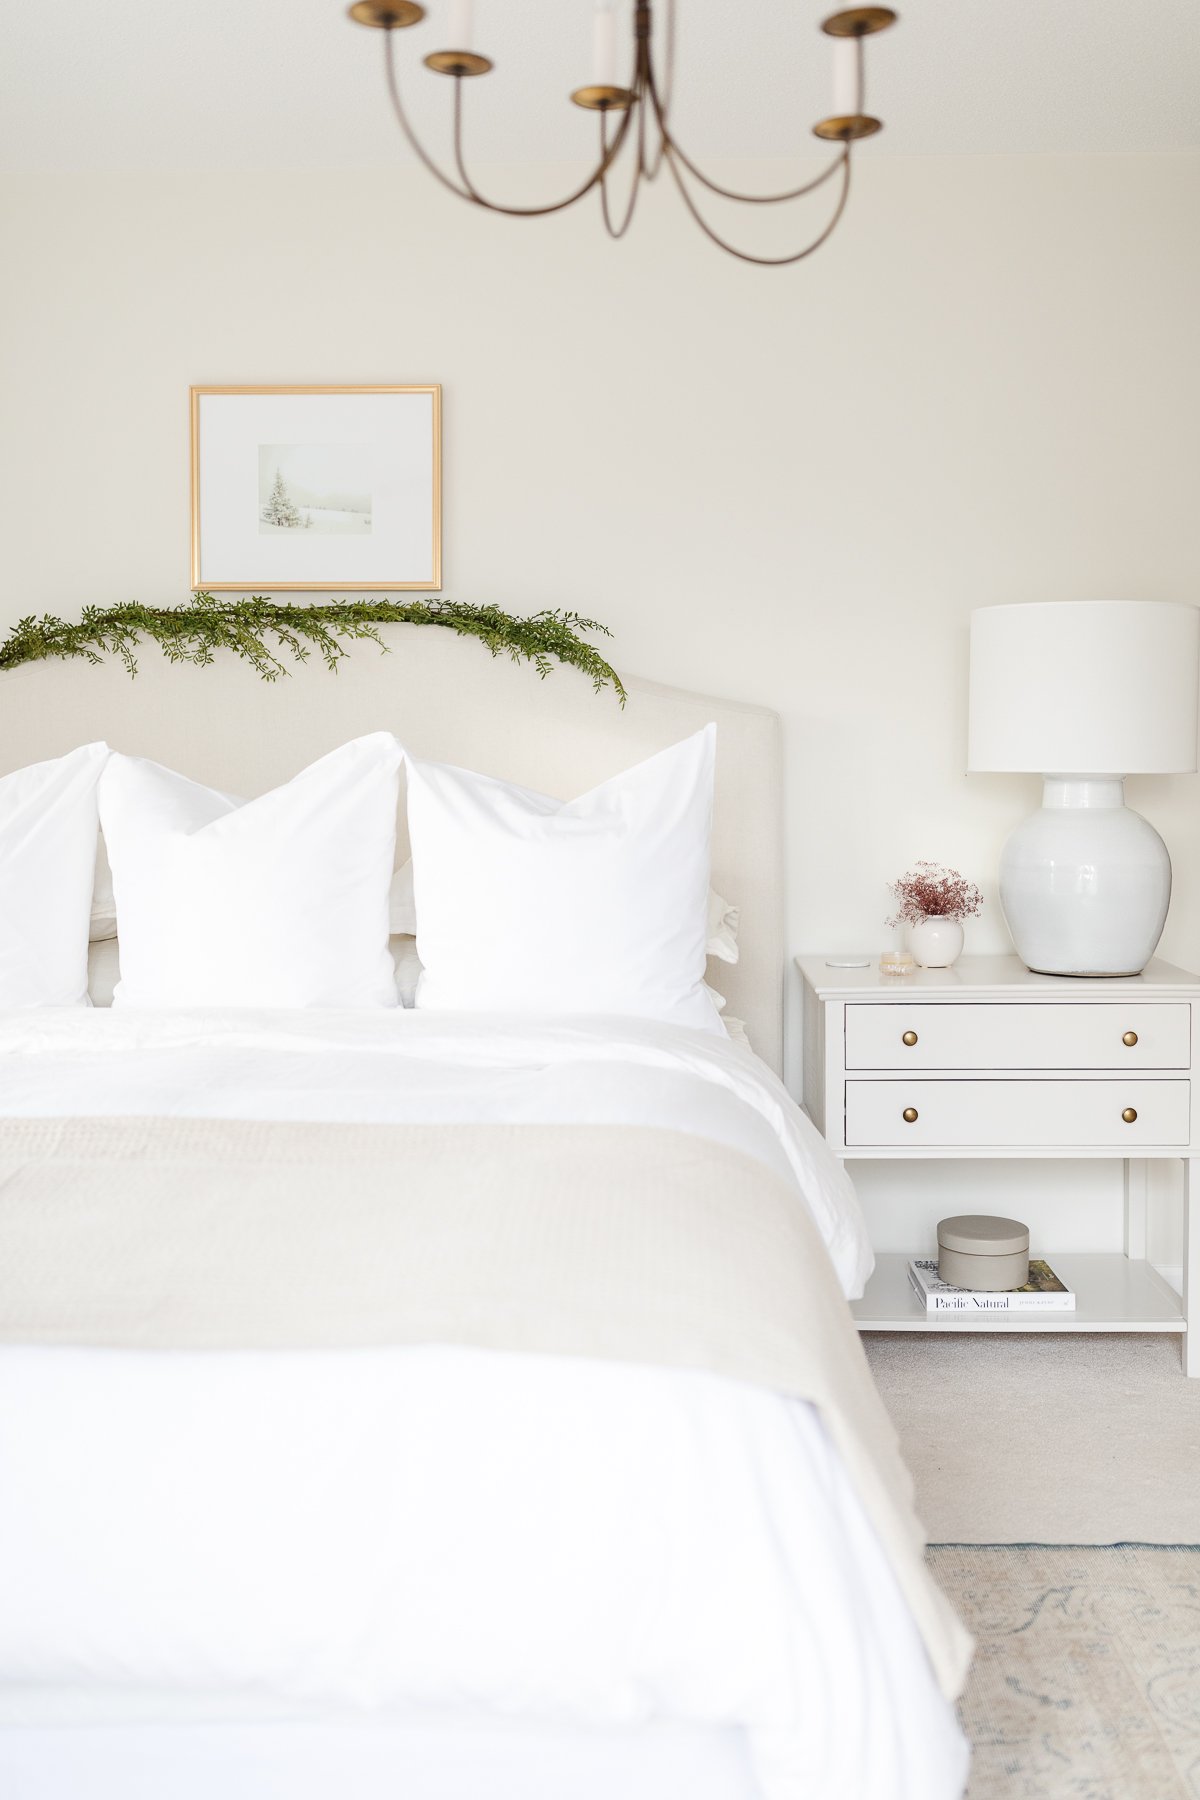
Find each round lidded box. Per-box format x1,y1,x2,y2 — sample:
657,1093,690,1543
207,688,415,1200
937,1214,1030,1292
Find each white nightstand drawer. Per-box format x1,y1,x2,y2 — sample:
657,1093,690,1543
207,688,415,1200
845,1078,1192,1148
845,1003,1191,1072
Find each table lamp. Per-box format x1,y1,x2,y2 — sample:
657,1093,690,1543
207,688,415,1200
968,601,1200,977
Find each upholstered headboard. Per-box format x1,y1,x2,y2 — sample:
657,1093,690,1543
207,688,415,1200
0,628,784,1071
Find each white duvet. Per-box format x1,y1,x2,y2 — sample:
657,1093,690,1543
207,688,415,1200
0,1010,967,1800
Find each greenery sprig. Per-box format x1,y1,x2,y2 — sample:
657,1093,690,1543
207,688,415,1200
0,594,626,704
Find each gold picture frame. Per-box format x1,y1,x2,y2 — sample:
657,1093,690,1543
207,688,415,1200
190,384,442,592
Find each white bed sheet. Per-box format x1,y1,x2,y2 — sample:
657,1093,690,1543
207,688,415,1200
0,1714,761,1800
0,1010,967,1800
0,1348,966,1800
0,1008,871,1295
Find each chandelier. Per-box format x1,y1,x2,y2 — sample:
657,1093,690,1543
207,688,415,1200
347,2,898,266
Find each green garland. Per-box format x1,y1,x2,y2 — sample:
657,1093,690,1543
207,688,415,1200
0,594,626,703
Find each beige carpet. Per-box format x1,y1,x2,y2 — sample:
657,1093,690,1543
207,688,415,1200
932,1545,1200,1800
865,1332,1200,1544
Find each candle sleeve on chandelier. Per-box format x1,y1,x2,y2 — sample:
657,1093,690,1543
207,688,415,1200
592,1,617,87
448,0,474,50
832,38,860,115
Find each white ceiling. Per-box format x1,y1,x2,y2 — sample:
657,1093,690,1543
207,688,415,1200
1,0,1198,172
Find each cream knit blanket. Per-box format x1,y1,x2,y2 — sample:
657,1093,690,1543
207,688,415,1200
0,1114,971,1698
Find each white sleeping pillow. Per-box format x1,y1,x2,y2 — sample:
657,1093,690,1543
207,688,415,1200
99,734,403,1009
390,857,741,967
0,743,108,1009
90,836,117,941
391,933,422,1008
87,937,120,1007
88,935,421,1010
405,725,724,1033
706,889,740,965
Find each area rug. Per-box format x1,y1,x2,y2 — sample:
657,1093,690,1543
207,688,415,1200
866,1331,1200,1544
931,1545,1200,1799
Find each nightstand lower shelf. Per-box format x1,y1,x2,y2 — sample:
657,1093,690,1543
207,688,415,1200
853,1252,1185,1334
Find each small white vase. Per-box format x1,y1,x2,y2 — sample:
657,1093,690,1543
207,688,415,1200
910,915,964,969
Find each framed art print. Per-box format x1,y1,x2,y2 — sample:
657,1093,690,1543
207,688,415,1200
190,385,441,590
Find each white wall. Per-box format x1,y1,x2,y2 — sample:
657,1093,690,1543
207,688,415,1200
2,153,1198,1262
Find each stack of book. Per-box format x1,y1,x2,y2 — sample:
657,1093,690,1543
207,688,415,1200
907,1257,1075,1313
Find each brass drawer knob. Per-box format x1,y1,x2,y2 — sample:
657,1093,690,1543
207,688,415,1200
901,1030,918,1046
1122,1107,1138,1124
1122,1030,1138,1047
902,1107,919,1123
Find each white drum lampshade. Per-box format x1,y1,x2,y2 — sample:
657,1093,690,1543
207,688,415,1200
969,602,1200,976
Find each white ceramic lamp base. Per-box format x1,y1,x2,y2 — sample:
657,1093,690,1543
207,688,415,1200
999,776,1171,977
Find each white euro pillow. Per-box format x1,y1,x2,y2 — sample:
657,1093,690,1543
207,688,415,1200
0,742,108,1009
405,725,724,1033
99,734,403,1009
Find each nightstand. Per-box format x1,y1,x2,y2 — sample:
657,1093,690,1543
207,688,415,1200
795,953,1200,1376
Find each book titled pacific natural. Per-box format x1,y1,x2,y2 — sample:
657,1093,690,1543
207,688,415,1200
907,1258,1076,1313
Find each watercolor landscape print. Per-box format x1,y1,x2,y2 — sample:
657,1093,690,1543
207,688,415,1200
258,443,373,536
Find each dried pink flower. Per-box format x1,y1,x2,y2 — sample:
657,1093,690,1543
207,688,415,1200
886,861,983,928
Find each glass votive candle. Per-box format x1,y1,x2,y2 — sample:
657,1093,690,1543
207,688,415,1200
879,949,915,976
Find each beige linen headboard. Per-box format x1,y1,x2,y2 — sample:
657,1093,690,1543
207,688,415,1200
0,627,784,1071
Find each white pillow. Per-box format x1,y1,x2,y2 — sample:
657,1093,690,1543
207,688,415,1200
88,935,421,1010
99,734,403,1009
391,933,422,1007
706,889,740,965
90,836,118,941
87,936,120,1007
0,743,108,1009
390,857,741,968
405,726,724,1033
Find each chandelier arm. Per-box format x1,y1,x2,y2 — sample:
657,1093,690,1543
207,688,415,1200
645,58,846,205
641,0,674,178
448,56,638,218
635,62,653,179
660,139,853,267
448,93,635,218
382,32,481,203
450,78,490,205
598,113,643,239
660,135,848,205
384,30,635,219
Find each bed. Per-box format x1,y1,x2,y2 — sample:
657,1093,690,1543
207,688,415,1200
0,631,971,1800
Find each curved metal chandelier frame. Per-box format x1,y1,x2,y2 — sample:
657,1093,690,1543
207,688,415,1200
348,1,898,266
